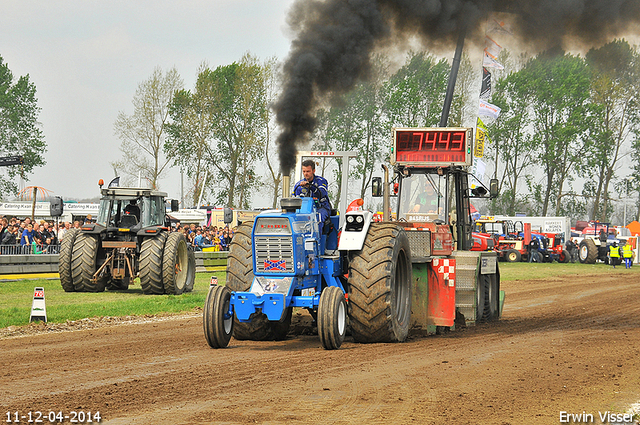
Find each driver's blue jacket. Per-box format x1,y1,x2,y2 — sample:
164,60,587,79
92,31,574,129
292,175,332,227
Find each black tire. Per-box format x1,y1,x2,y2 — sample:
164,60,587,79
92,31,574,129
185,249,196,292
318,286,347,350
163,232,189,295
203,285,234,348
71,233,106,292
579,239,598,264
271,307,293,341
485,273,500,321
107,278,131,291
347,223,412,343
505,249,521,263
59,228,80,292
559,249,570,263
476,273,488,322
139,231,168,295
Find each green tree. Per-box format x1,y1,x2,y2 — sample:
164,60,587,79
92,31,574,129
165,63,215,207
166,54,268,209
487,68,536,215
584,39,640,221
523,51,591,215
450,53,475,127
113,66,183,190
383,52,449,128
0,55,46,198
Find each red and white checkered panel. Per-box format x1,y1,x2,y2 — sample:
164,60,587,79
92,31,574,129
432,258,456,287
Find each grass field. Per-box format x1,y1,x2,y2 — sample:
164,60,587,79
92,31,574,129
0,272,226,328
1,262,638,329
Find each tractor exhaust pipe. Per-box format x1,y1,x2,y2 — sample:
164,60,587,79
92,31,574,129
282,175,291,199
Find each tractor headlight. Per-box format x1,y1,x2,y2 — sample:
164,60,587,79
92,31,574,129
347,216,354,223
356,215,363,223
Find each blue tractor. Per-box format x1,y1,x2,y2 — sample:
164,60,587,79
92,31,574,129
203,194,412,350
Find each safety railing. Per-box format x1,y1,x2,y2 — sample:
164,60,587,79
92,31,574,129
0,244,60,255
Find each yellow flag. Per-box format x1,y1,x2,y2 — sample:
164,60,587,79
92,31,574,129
474,118,487,158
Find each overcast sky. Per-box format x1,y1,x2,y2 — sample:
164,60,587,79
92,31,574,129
0,0,296,203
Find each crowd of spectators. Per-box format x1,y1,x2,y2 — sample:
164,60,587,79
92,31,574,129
0,216,83,254
174,222,235,251
0,216,236,254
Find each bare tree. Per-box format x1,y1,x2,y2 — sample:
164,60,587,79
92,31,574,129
113,66,183,189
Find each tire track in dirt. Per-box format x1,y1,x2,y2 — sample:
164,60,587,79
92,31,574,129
2,271,640,424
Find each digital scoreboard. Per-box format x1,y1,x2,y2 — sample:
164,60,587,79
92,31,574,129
391,127,473,167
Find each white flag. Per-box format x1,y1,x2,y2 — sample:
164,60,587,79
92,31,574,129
483,51,504,69
485,36,502,59
479,99,501,120
487,19,514,36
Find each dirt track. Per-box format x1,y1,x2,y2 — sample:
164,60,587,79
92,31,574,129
2,270,640,425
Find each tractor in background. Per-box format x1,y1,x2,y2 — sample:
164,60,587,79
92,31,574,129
59,182,195,294
577,221,617,264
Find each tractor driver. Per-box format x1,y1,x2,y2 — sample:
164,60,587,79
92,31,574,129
123,200,140,222
292,159,332,234
411,181,440,214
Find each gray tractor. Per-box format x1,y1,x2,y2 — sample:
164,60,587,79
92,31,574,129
59,186,195,294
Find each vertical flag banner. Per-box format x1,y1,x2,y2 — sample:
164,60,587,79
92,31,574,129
480,67,492,99
487,19,514,36
483,52,504,69
474,118,487,158
484,36,503,60
479,99,501,120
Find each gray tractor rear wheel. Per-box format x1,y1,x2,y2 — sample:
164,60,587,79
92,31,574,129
163,232,189,295
347,223,412,343
71,233,106,292
185,249,196,292
579,239,598,264
225,221,291,340
139,231,168,295
59,228,80,292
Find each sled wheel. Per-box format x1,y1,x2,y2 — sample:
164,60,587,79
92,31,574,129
476,273,489,322
484,273,500,321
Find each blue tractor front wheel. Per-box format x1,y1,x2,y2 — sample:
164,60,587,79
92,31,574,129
318,286,347,350
203,285,234,348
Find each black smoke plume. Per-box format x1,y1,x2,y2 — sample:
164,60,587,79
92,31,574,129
274,0,640,175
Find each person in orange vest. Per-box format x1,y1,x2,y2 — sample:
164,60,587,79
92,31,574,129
622,242,634,269
609,242,621,268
